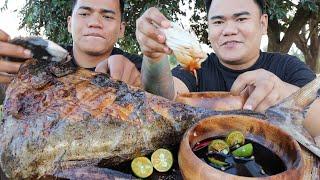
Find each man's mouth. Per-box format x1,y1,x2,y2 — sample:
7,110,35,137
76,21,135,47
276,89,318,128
84,33,105,39
221,41,242,47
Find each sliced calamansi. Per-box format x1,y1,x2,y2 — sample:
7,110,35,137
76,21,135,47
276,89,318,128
208,139,230,154
225,130,245,148
131,157,153,178
208,157,228,167
151,148,173,172
232,143,253,157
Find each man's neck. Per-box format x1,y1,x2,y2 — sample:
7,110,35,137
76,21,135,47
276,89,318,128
72,46,113,69
219,52,261,71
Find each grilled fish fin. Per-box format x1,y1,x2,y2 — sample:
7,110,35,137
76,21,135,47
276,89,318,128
280,123,320,158
266,77,320,158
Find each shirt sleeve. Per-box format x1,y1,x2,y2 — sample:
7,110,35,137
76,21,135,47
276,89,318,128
172,65,198,92
284,56,316,87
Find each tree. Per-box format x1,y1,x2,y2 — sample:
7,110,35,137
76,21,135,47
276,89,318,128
266,0,320,72
1,0,187,53
1,0,320,72
295,12,320,72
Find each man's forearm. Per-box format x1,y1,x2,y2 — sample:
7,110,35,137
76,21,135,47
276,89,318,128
141,56,175,100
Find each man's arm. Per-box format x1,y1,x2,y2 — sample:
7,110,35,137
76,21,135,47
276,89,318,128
136,8,189,99
142,56,190,100
142,56,174,99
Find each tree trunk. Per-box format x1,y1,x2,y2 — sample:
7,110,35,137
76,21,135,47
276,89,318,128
316,49,320,74
279,6,312,53
267,18,281,52
313,40,320,73
267,3,312,53
294,16,320,73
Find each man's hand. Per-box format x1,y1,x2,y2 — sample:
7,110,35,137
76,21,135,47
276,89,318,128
231,69,299,113
135,7,172,61
95,55,141,87
0,29,32,83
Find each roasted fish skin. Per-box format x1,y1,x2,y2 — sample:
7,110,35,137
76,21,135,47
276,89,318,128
0,58,221,178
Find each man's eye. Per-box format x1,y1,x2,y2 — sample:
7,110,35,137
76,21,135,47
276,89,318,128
79,13,89,16
213,21,223,25
103,15,114,19
237,18,247,22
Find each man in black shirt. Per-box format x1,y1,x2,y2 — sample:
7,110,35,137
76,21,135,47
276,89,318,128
0,0,142,87
136,0,316,113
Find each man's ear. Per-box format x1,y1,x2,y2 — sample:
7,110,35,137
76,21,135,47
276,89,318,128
119,22,126,39
67,16,72,33
260,14,268,35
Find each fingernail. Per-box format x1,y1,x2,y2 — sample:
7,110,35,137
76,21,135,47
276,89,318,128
244,104,253,110
161,21,171,28
164,47,170,53
24,49,32,58
158,35,165,42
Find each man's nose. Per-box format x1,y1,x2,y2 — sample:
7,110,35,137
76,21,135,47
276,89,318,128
222,21,238,36
88,13,103,28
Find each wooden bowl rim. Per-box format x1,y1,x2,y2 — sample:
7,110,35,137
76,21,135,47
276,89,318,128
176,91,240,99
179,114,304,178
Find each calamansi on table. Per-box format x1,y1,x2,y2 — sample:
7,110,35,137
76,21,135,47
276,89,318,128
131,148,173,178
131,157,153,178
151,148,173,172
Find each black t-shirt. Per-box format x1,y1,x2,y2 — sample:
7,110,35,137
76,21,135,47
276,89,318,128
172,51,316,92
64,45,142,72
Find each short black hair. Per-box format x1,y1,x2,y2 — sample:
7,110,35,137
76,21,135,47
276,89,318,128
72,0,125,20
204,0,266,14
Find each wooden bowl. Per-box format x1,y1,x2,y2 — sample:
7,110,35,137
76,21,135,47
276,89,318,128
175,92,245,111
178,115,304,180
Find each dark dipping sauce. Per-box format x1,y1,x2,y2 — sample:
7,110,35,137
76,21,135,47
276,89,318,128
193,137,287,177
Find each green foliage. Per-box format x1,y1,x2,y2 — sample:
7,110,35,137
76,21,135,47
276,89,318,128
1,0,189,53
301,0,319,12
266,0,295,20
265,0,318,22
18,0,72,45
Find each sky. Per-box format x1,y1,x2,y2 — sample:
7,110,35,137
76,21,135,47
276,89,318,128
0,0,27,37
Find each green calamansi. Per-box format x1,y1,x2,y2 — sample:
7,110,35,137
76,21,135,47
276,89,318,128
151,148,173,172
131,157,153,178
